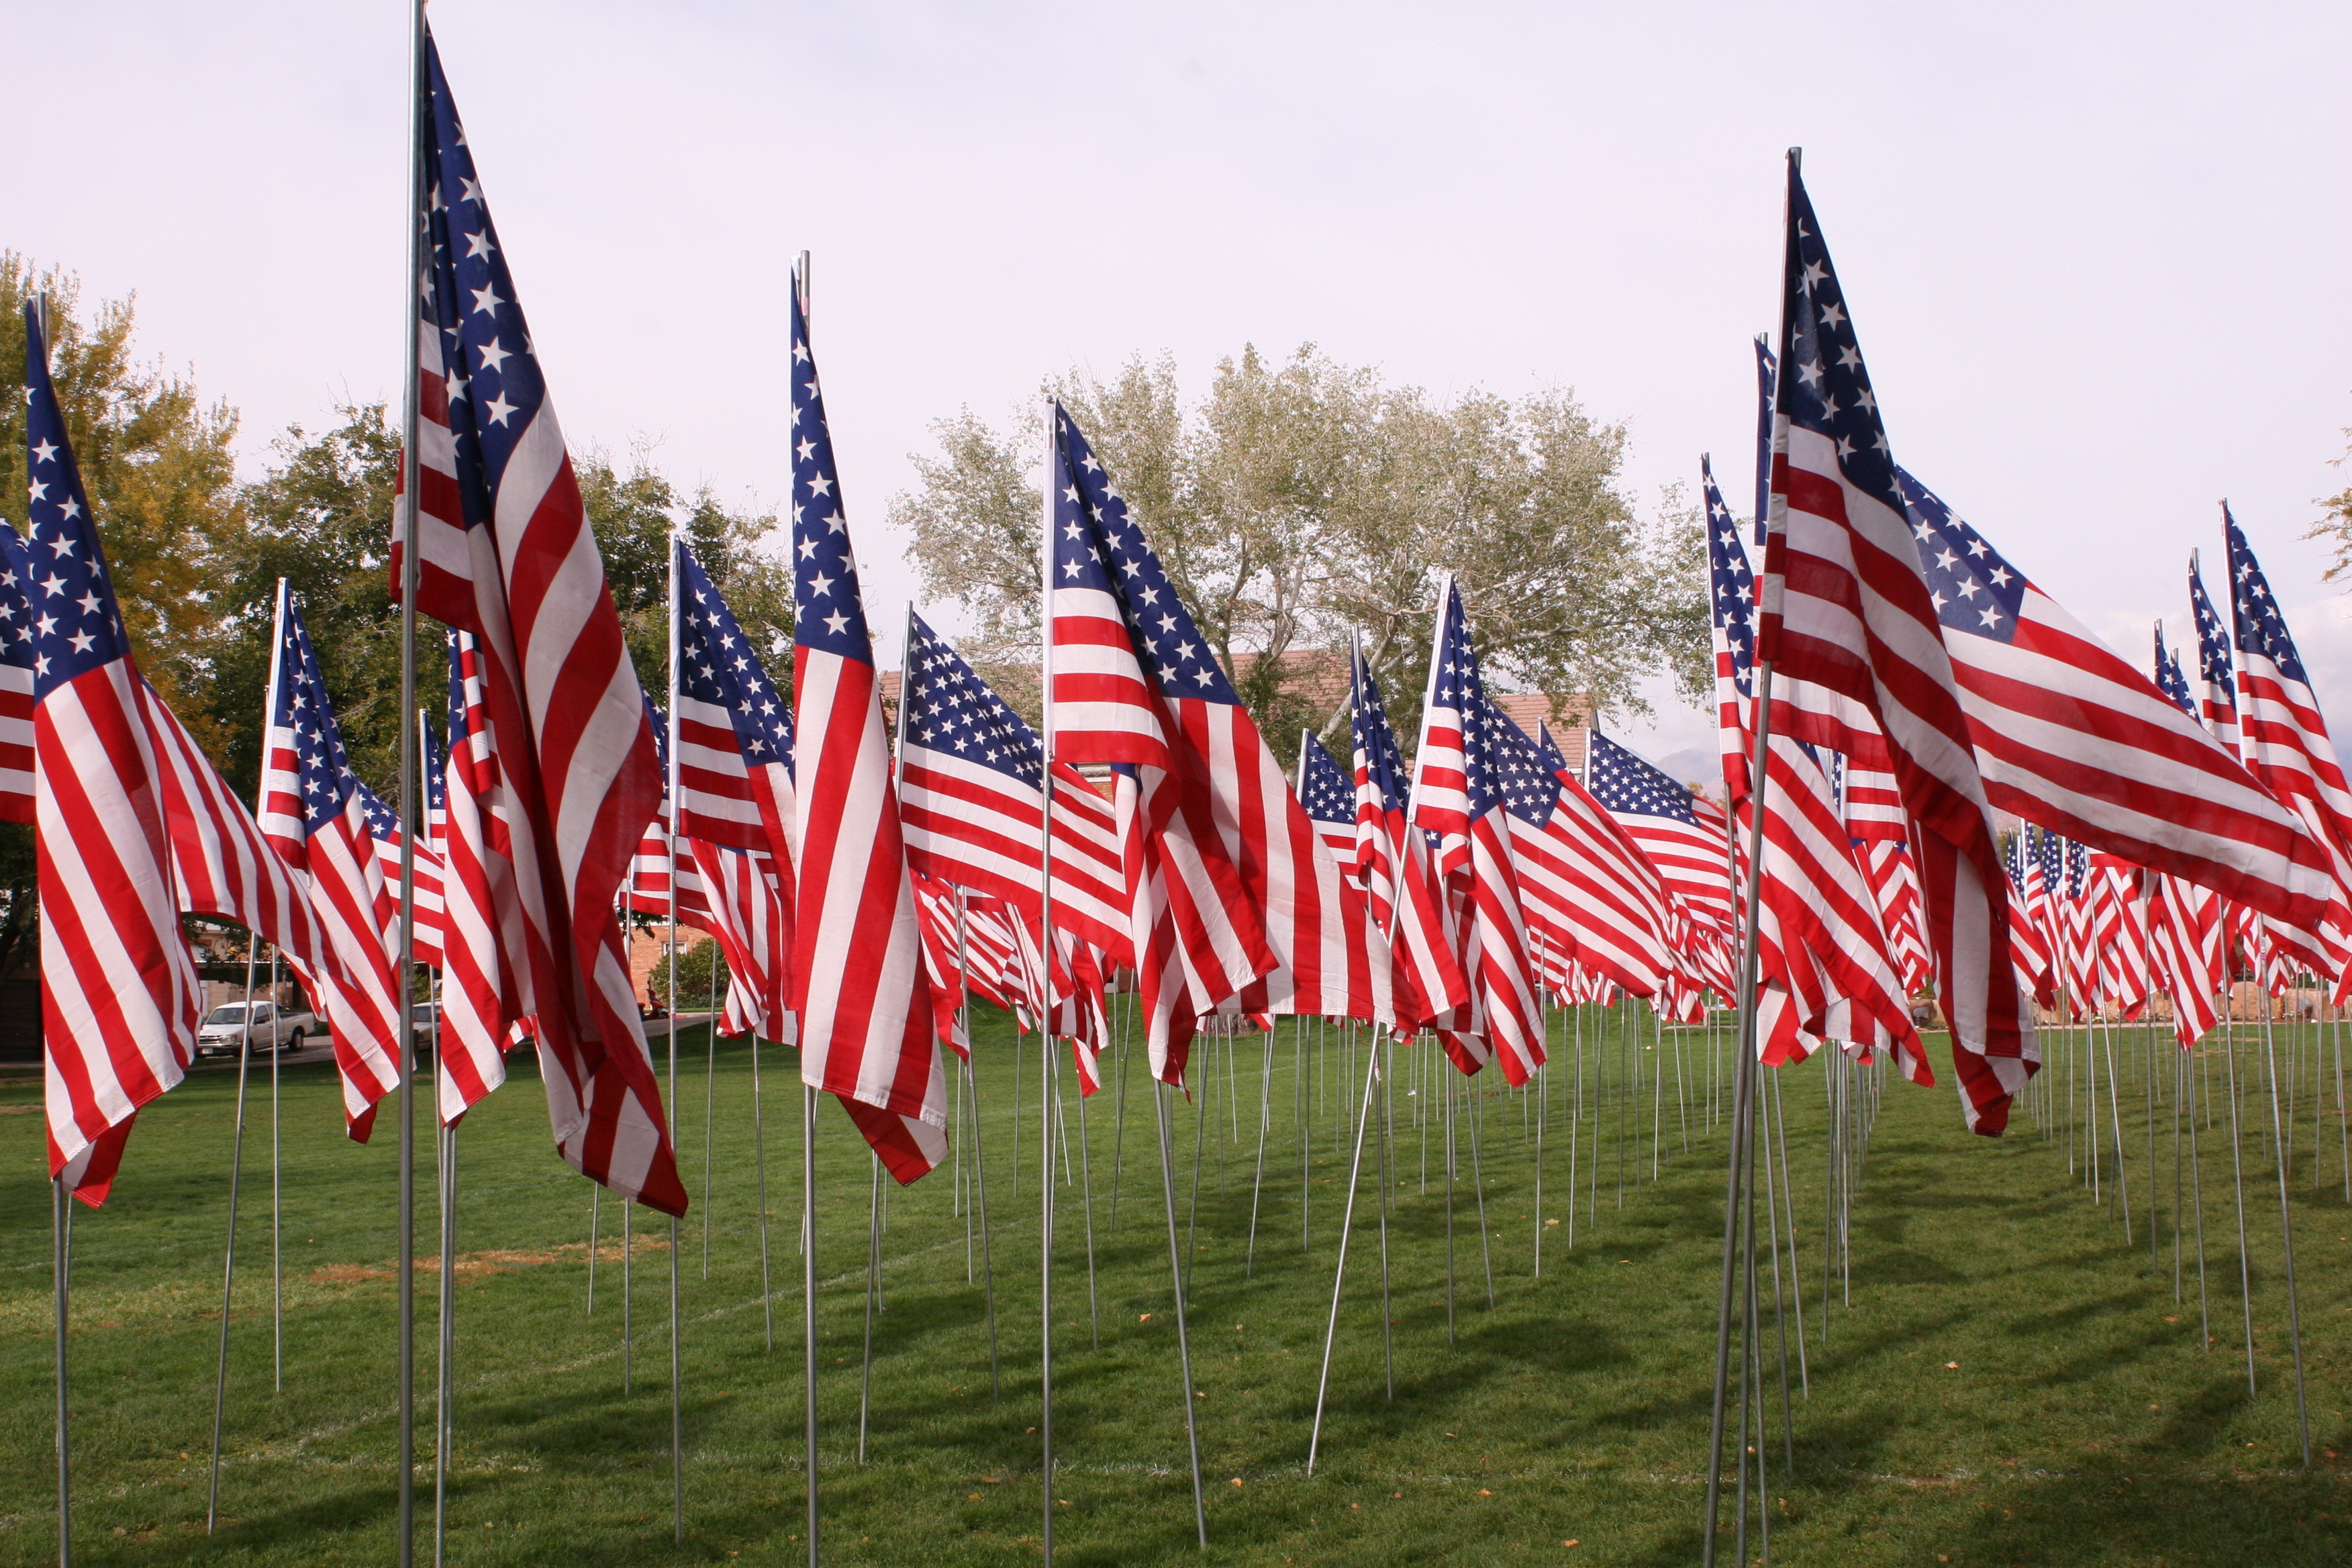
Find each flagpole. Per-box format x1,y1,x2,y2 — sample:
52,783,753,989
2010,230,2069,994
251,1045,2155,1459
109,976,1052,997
210,575,291,1531
795,248,821,1568
665,530,687,1540
955,890,1003,1396
1036,399,1061,1565
393,4,429,1561
52,1175,71,1568
1704,146,1800,1568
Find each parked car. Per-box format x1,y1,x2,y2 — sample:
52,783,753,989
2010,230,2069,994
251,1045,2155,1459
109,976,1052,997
195,1000,318,1059
408,1003,440,1069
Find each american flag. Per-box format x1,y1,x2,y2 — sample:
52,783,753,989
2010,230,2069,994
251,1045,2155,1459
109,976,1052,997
1754,160,2034,1133
2146,625,2224,1042
910,871,974,1059
2087,851,2153,1018
1703,454,1756,803
1893,471,2341,943
1347,640,1467,1029
1836,760,1931,992
436,630,516,1124
897,612,1129,965
786,267,946,1184
2001,833,2057,1009
684,840,793,1046
1506,707,1676,1004
256,587,407,1136
1749,730,1928,1085
1585,727,1736,942
356,767,446,971
1048,405,1384,1083
23,304,201,1204
1410,578,1544,1081
2188,556,2241,752
1751,336,1777,548
0,523,32,822
1297,730,1360,865
395,34,681,1212
2223,505,2352,993
675,542,796,863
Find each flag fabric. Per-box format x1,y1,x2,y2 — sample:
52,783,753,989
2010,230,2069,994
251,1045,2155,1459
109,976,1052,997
255,588,407,1136
897,612,1129,963
0,524,34,823
435,630,519,1123
1753,160,2034,1133
357,774,446,971
1749,727,1930,1085
23,305,201,1204
683,840,793,1045
1050,405,1389,1083
2002,834,2058,1009
786,270,945,1184
393,34,681,1211
1585,727,1736,941
2223,506,2352,994
2145,625,2222,1042
675,543,797,863
910,871,975,1059
1704,455,1758,803
1892,471,2341,947
1410,579,1546,1081
2188,558,2241,754
1348,641,1468,1030
1297,732,1361,865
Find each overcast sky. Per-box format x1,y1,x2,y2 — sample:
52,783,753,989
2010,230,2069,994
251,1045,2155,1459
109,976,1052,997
23,1,2352,777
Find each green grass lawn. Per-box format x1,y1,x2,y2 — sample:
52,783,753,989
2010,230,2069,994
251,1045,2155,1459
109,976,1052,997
3,1006,2350,1566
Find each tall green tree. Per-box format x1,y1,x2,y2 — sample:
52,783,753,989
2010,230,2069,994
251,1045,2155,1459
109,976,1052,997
889,344,1708,747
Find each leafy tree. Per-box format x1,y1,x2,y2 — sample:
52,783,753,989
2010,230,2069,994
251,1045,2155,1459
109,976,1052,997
0,255,245,738
890,344,1708,748
648,929,730,1013
2311,417,2352,584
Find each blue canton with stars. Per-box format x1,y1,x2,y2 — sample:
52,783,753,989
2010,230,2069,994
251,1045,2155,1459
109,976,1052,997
1349,644,1412,812
789,274,875,667
1052,407,1240,706
1485,701,1559,829
679,542,794,764
2063,836,2088,901
2032,823,2063,898
445,631,473,750
903,613,1043,787
2188,556,2236,696
21,305,134,697
420,33,554,529
2153,626,2196,719
0,522,36,673
1777,164,1905,525
2222,506,2307,685
1430,584,1502,818
273,595,362,833
1297,732,1354,827
1704,454,1755,695
1891,468,2028,642
1586,728,1700,826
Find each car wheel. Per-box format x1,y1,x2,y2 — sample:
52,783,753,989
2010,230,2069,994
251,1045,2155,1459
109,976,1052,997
283,1028,304,1055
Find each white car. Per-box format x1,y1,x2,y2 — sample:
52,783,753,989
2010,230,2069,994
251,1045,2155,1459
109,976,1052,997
195,1000,318,1059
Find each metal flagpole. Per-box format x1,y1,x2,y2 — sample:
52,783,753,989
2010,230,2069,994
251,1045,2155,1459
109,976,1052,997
205,932,263,1533
754,1036,773,1352
53,1177,71,1568
665,532,687,1540
956,891,1001,1395
1076,1048,1100,1351
1154,1080,1210,1547
433,1124,456,1565
2257,1010,2312,1464
1246,1026,1274,1277
2223,1022,2257,1393
1307,1044,1386,1472
859,1155,882,1463
1037,400,1061,1563
1703,213,1792,1552
1109,985,1134,1227
704,965,720,1280
270,946,284,1391
587,1184,600,1314
795,249,820,1568
393,5,428,1558
801,1085,821,1566
1377,1034,1395,1400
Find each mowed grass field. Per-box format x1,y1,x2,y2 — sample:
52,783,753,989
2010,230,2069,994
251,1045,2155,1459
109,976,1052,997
3,1005,2351,1567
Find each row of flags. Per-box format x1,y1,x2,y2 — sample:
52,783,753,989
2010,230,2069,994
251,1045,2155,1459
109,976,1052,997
36,47,2352,1220
1706,154,2352,1134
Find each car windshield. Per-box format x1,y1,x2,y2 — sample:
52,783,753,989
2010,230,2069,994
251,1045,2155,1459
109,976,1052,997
411,1006,438,1023
203,1006,250,1026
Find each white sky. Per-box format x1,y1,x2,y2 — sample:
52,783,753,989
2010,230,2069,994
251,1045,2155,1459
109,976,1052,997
23,1,2352,778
